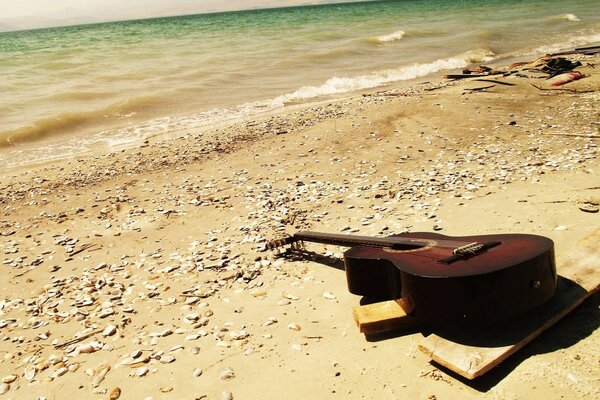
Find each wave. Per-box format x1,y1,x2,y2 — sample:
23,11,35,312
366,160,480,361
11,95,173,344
561,13,581,22
277,49,495,103
372,30,406,44
0,95,164,148
520,32,600,56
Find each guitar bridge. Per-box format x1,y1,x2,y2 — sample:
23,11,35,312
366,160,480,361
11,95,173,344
453,242,484,256
439,241,501,264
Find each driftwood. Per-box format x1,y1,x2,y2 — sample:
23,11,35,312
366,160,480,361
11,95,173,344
549,45,600,57
530,83,593,94
542,132,600,139
474,78,516,86
464,85,496,92
54,328,104,349
445,73,502,80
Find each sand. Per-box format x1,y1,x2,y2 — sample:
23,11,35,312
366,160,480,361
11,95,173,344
0,54,598,400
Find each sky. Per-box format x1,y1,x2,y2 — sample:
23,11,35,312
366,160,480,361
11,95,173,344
0,0,360,31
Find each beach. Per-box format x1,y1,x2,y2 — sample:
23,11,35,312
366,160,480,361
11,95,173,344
0,49,598,399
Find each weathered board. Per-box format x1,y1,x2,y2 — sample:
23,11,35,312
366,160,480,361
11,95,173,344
417,229,600,379
353,299,417,335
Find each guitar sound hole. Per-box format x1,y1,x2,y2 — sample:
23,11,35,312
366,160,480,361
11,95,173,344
390,243,424,251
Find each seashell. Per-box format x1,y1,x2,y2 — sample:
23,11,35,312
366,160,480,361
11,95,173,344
160,386,173,393
184,296,199,305
136,367,148,377
51,367,67,378
169,345,184,353
185,313,199,321
24,365,36,381
287,323,301,331
283,291,299,300
159,355,175,364
92,374,105,387
0,383,9,394
219,368,235,380
131,349,143,359
323,291,336,300
193,368,202,377
229,331,249,340
2,375,17,384
103,325,117,337
109,387,121,400
84,368,95,377
67,363,80,373
222,390,233,400
92,365,110,387
189,346,200,355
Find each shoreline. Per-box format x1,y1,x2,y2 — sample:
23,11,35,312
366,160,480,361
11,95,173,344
0,45,587,171
0,53,598,399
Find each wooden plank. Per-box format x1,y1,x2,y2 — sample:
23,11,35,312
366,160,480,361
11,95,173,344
418,228,600,379
353,299,417,335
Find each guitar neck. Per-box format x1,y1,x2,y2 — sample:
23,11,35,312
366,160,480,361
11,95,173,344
292,231,431,249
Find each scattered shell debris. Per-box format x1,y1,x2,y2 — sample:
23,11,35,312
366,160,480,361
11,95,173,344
0,54,597,399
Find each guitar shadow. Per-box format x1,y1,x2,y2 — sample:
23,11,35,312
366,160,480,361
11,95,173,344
362,277,599,391
276,249,345,271
440,289,599,391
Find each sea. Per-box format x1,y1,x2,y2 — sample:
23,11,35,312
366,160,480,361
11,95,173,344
1,0,599,168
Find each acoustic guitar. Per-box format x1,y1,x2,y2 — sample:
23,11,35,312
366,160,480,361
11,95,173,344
267,231,556,327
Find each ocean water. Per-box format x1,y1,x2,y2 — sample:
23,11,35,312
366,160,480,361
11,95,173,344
1,0,599,167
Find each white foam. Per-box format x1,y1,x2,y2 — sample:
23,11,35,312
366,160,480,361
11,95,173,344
563,13,581,22
374,30,406,43
278,49,495,103
522,32,600,56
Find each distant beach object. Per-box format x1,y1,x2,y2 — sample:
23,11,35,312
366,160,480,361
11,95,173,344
550,71,584,86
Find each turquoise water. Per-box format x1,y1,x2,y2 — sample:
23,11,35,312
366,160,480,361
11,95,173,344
1,0,599,166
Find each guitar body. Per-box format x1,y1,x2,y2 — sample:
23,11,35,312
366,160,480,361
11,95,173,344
344,232,556,326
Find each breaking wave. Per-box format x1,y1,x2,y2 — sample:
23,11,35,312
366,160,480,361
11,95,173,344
562,13,581,22
521,32,600,56
372,30,406,44
277,49,495,103
0,95,163,147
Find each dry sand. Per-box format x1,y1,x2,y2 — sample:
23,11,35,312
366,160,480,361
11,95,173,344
0,55,598,399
